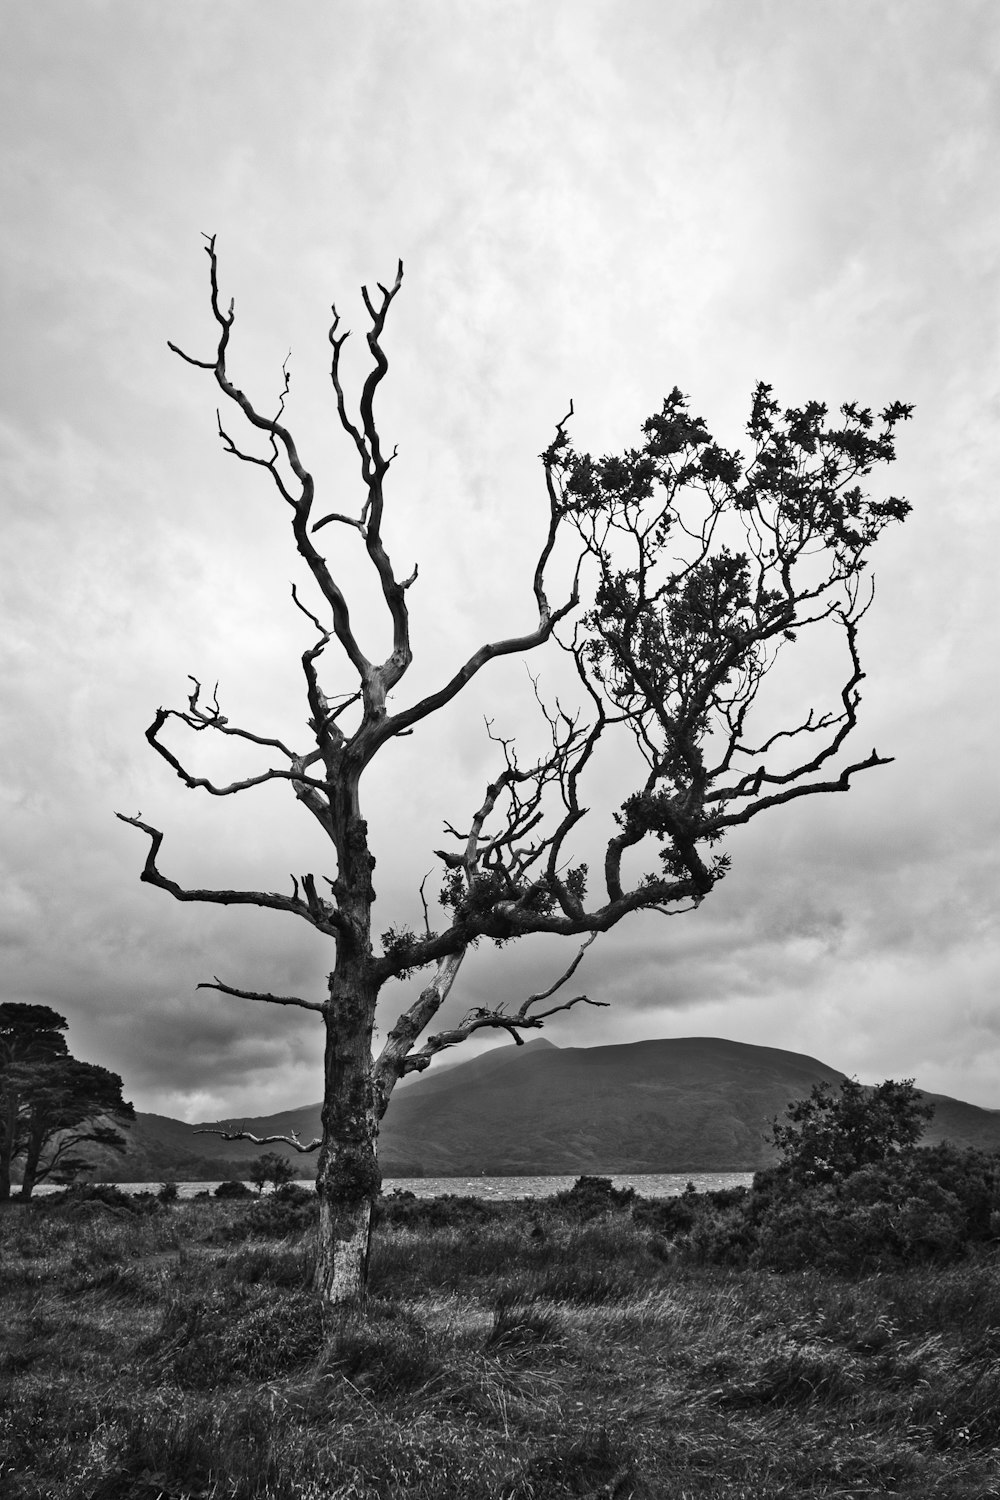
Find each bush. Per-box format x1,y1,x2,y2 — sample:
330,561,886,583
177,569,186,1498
550,1176,636,1219
243,1189,317,1237
214,1179,254,1200
42,1183,160,1217
275,1181,315,1206
681,1144,1000,1273
633,1181,711,1236
374,1191,504,1231
770,1076,933,1185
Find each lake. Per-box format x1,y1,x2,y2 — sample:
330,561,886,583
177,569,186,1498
36,1171,753,1200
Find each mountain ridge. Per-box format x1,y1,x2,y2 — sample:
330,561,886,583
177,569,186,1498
93,1036,1000,1181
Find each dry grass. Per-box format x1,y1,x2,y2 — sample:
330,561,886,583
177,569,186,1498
2,1189,1000,1498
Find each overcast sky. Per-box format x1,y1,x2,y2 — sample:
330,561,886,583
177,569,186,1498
2,2,998,1122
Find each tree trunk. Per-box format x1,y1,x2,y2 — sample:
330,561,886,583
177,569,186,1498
313,806,381,1308
0,1093,17,1202
313,979,381,1305
17,1135,40,1200
17,1114,44,1200
314,1191,374,1304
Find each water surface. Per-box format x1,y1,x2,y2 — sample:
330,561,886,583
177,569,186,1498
37,1171,753,1200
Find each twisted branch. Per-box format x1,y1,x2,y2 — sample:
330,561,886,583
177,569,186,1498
114,815,346,937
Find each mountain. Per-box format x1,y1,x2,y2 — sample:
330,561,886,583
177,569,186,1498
97,1036,1000,1181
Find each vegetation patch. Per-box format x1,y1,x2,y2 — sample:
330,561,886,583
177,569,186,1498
4,1171,1000,1499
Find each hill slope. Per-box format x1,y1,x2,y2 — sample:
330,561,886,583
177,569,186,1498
101,1036,1000,1180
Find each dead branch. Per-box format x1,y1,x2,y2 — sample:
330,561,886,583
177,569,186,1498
169,234,370,681
371,408,583,747
114,815,346,936
390,932,605,1083
197,978,324,1013
521,932,598,1008
194,1127,321,1154
401,992,607,1074
142,705,329,798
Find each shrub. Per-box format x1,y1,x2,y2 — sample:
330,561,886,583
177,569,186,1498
42,1183,161,1218
632,1181,712,1236
243,1189,317,1238
275,1181,315,1206
550,1176,636,1219
769,1076,933,1186
374,1191,504,1231
214,1179,253,1200
682,1144,1000,1273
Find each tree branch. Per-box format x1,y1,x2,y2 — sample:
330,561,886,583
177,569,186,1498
197,978,324,1013
169,234,372,682
398,935,606,1078
142,704,330,798
193,1127,321,1154
114,815,346,936
372,412,582,746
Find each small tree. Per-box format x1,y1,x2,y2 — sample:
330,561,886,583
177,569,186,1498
0,1004,135,1200
248,1151,297,1195
769,1076,934,1186
118,238,912,1305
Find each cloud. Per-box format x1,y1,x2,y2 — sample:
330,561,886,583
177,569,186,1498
1,1,997,1119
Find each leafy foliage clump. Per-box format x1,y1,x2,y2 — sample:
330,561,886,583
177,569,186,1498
247,1152,297,1195
769,1075,933,1185
213,1179,253,1200
742,1145,1000,1273
551,1175,637,1219
241,1185,317,1238
666,1071,1000,1275
50,1182,161,1217
0,1003,134,1201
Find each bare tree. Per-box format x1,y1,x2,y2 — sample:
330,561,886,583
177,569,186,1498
118,237,912,1306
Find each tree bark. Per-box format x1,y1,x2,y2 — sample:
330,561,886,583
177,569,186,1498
313,806,382,1307
313,984,381,1305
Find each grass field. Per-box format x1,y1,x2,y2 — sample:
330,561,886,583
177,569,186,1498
2,1186,1000,1499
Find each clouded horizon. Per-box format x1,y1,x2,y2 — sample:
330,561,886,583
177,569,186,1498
3,2,998,1121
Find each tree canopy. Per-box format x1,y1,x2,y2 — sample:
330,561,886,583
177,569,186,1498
769,1076,934,1186
249,1152,298,1195
0,1003,135,1200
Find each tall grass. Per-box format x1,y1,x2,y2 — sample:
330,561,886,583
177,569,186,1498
2,1187,1000,1498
